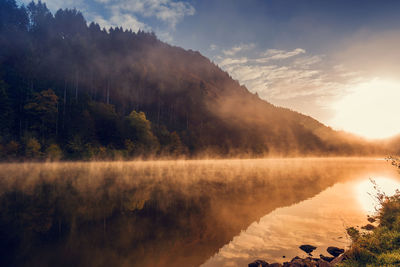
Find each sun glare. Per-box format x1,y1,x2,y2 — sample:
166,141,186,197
355,177,400,214
330,78,400,139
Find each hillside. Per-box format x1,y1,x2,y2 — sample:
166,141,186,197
0,0,381,159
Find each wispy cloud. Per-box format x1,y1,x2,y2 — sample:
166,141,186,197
215,44,361,121
209,44,218,51
219,57,248,67
90,11,151,32
262,48,306,60
222,43,255,56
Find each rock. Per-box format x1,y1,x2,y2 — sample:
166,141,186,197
317,259,332,267
367,216,376,223
361,224,375,230
288,259,305,267
253,255,334,267
330,253,347,265
291,256,301,262
299,245,317,254
289,257,317,267
249,259,269,267
326,246,344,257
284,259,322,266
319,254,334,262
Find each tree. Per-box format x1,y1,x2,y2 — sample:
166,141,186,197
125,111,159,153
124,139,135,157
54,9,87,39
45,143,62,160
24,89,58,140
0,0,28,32
0,81,13,137
168,131,186,155
88,102,119,145
25,137,41,158
27,0,53,33
155,125,187,155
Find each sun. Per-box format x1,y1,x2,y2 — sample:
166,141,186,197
330,78,400,139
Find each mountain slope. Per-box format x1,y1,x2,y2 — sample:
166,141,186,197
0,0,380,158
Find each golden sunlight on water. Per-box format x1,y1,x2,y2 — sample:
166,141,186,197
202,170,400,267
355,177,400,214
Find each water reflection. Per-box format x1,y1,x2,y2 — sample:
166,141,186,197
355,177,400,213
202,175,400,266
0,158,397,267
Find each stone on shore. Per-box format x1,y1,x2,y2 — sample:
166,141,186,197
330,253,347,265
248,259,269,267
299,245,317,254
361,224,375,230
327,246,344,257
319,254,335,262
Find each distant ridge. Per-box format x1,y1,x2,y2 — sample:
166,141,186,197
0,0,384,158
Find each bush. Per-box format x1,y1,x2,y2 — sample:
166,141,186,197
45,144,62,160
376,249,400,265
25,138,41,158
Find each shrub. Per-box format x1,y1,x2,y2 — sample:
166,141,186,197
45,144,63,160
25,138,41,158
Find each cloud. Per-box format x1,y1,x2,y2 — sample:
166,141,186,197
96,0,195,29
219,57,248,67
20,0,195,34
19,0,86,11
222,43,255,56
216,31,400,131
262,48,306,60
209,44,218,51
85,5,151,32
216,44,361,122
107,12,151,32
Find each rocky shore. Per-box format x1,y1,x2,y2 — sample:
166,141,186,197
249,245,346,267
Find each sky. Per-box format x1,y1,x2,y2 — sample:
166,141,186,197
18,0,400,139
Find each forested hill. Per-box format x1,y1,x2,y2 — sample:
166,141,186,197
0,0,380,160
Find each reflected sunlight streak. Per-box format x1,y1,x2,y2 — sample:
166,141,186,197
355,177,400,214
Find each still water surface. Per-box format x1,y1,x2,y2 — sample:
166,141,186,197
0,158,398,267
203,174,400,266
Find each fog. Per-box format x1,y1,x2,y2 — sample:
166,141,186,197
0,158,395,266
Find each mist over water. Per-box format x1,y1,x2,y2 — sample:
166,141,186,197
0,158,397,267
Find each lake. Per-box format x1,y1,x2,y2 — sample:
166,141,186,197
0,158,398,266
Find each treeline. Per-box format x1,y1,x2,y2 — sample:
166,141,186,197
0,0,384,160
0,0,192,160
0,86,187,160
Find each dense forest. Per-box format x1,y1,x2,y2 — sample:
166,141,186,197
0,0,384,160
